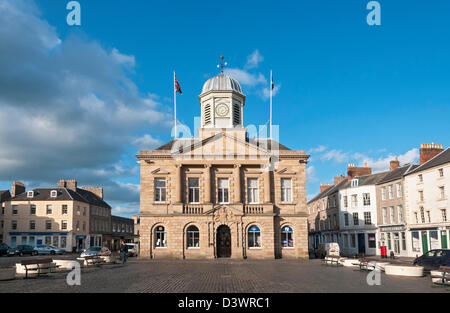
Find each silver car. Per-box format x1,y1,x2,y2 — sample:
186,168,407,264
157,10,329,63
33,245,65,255
80,246,111,258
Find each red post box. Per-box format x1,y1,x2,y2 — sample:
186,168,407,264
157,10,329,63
380,246,387,258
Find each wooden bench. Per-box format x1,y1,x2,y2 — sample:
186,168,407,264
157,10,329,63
78,255,104,268
21,258,60,279
323,255,341,267
357,258,378,272
431,266,450,287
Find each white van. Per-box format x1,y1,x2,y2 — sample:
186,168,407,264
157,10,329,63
126,243,139,257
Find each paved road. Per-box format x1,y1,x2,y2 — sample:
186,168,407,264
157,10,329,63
0,258,447,293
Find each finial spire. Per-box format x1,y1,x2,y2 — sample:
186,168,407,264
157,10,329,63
217,55,227,73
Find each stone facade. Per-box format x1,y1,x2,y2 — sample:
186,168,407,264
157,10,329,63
137,73,309,259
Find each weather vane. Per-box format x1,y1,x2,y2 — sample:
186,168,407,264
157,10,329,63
217,55,227,73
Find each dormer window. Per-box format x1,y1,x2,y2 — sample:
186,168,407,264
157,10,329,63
27,191,34,198
351,179,359,187
50,190,57,198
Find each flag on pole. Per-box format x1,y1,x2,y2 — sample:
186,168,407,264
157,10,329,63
271,73,274,90
175,74,182,94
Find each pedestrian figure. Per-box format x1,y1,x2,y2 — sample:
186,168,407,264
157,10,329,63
120,241,128,264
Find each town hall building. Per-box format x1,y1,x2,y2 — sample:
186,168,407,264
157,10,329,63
137,71,309,259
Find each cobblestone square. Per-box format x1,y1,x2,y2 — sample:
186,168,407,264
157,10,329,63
0,258,447,293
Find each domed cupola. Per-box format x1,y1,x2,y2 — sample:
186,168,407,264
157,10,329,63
201,73,243,95
199,59,246,130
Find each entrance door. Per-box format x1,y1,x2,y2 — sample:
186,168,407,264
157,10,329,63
217,225,231,258
421,231,428,254
357,234,366,255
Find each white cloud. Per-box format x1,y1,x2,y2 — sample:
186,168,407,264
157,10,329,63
262,84,281,100
245,49,264,69
112,205,139,216
133,134,162,150
306,165,318,183
308,145,327,154
111,48,136,67
355,148,419,172
224,68,266,86
321,150,349,163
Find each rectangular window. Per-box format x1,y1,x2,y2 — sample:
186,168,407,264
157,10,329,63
368,233,376,248
414,212,418,224
418,174,423,182
363,193,370,206
83,207,86,216
439,168,444,177
401,232,406,251
247,178,259,204
188,178,200,203
364,212,372,225
46,204,52,214
61,236,67,248
382,207,387,224
389,206,395,224
62,205,68,215
442,209,447,222
12,205,18,215
11,220,17,230
30,205,36,215
388,185,393,199
154,178,166,202
344,213,349,226
439,186,445,200
351,234,356,247
353,213,359,226
281,178,292,203
420,208,425,223
396,183,402,198
397,205,404,223
29,236,35,247
381,187,386,200
62,220,68,230
46,220,52,230
30,220,35,230
351,195,357,208
218,178,229,203
418,190,424,202
53,236,59,248
343,196,348,208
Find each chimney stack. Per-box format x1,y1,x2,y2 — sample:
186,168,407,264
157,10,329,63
347,163,372,180
334,175,346,185
11,182,25,197
320,184,333,193
420,144,444,165
390,157,400,171
80,186,104,200
58,179,77,191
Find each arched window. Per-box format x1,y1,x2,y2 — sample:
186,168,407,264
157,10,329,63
248,225,261,248
154,226,167,248
187,225,200,248
281,226,294,248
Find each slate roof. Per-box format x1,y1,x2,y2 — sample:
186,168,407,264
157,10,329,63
376,164,413,185
0,190,11,201
11,188,110,208
307,179,347,204
406,148,450,175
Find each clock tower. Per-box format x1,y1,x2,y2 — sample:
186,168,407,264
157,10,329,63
198,72,246,139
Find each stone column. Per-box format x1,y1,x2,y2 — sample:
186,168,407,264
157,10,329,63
204,164,211,203
175,164,182,203
234,164,241,203
264,166,271,203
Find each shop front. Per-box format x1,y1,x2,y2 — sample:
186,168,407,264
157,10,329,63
410,227,449,257
378,225,408,257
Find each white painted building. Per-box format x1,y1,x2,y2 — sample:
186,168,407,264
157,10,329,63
404,146,450,257
338,171,387,256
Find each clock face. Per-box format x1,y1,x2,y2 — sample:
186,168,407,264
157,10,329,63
215,103,229,117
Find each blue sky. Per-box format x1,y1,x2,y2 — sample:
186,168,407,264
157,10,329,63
0,0,449,216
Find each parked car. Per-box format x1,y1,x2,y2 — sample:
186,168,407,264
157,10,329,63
126,243,138,257
33,245,65,255
16,245,38,256
413,249,450,271
6,246,20,256
0,243,10,256
80,246,111,258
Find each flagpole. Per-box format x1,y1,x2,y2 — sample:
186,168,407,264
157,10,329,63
174,70,177,139
270,69,273,139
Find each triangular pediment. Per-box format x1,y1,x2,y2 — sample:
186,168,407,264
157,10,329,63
172,132,271,160
204,204,243,216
